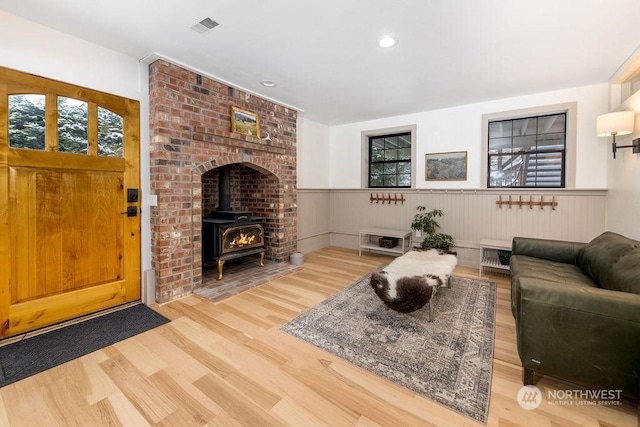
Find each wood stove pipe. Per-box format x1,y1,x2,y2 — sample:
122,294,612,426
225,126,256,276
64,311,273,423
217,165,232,212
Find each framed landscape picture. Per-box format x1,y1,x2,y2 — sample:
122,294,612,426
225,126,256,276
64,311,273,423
425,151,467,181
230,106,261,137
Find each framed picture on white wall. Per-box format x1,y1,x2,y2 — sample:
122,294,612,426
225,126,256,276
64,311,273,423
425,151,467,181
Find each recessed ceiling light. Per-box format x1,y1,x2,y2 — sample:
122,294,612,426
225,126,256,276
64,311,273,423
378,35,398,48
260,80,278,88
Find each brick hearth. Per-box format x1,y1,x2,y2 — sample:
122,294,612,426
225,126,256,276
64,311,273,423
197,257,303,302
149,60,298,303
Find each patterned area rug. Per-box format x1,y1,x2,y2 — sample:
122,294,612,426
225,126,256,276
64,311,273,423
281,273,496,424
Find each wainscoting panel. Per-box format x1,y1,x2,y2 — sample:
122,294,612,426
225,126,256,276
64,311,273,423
297,189,607,265
297,190,331,253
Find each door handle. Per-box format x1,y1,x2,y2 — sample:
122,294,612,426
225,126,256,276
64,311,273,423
120,206,138,217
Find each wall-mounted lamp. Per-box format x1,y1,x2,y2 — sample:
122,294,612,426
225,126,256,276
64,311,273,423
596,111,637,159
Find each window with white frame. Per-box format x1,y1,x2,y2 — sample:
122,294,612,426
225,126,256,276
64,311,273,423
368,132,412,188
483,103,576,189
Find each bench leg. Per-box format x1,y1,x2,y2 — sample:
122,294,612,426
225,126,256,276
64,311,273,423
446,275,452,288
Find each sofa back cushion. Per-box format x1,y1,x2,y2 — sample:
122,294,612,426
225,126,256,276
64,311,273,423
577,232,640,294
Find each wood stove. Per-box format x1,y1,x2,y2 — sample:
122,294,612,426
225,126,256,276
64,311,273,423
202,166,266,280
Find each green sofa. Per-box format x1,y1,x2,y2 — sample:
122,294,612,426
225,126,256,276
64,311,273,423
510,231,640,399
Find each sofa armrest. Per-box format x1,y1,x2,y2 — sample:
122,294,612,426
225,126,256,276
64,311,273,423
517,279,640,397
512,237,585,264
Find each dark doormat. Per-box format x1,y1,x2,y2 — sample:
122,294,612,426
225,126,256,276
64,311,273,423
0,303,170,388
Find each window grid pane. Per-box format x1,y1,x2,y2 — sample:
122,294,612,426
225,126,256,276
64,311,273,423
369,132,411,188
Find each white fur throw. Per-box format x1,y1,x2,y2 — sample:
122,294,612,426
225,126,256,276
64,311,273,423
369,249,458,314
382,250,457,298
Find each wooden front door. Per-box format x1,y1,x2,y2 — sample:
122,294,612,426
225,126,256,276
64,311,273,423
0,67,141,338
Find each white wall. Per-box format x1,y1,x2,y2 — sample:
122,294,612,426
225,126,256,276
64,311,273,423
605,109,640,240
326,84,609,189
0,11,153,280
606,151,640,240
0,11,143,101
297,116,331,188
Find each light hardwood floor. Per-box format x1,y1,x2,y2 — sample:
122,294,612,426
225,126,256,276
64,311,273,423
0,247,637,426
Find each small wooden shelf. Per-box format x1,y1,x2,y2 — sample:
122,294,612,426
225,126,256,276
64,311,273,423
359,228,412,256
480,239,511,277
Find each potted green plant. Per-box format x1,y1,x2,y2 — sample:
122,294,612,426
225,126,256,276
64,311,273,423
410,206,456,251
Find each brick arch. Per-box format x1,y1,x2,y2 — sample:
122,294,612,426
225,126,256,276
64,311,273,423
195,159,286,260
192,155,279,178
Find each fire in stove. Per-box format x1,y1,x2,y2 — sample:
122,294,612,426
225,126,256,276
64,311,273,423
222,224,264,254
229,232,256,248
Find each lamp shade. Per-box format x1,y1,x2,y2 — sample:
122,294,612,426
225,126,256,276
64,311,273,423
596,111,635,136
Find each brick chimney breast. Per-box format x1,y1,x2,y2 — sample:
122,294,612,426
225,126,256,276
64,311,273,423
149,60,297,303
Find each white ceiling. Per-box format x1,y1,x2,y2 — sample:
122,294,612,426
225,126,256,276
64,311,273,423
2,0,640,125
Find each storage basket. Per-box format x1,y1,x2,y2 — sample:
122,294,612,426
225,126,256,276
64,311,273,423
379,237,399,248
497,250,512,265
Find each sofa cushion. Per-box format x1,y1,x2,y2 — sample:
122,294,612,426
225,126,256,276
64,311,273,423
577,231,640,294
510,254,598,316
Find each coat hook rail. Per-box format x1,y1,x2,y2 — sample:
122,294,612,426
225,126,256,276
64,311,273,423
496,195,557,210
370,193,406,205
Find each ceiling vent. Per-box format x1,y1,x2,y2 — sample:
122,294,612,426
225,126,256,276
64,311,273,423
191,18,219,35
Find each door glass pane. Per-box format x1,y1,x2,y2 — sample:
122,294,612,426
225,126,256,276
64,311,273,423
58,96,88,154
98,107,124,157
8,94,46,150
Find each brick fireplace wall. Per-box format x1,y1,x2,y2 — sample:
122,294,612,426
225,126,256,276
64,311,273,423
149,60,298,303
